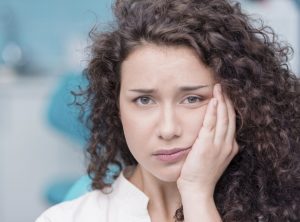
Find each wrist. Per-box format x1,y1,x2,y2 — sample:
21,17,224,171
179,191,222,222
180,189,214,205
177,180,215,200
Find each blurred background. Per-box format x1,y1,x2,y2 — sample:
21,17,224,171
0,0,299,221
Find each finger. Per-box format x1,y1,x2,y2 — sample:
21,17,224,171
199,97,218,139
222,140,239,172
223,93,236,143
228,140,239,160
213,84,229,146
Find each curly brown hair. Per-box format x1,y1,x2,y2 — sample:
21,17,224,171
80,0,300,221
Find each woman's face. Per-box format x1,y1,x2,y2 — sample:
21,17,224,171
119,44,216,182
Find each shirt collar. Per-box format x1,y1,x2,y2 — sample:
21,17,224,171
112,167,150,217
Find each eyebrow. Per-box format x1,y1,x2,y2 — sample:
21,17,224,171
128,85,211,93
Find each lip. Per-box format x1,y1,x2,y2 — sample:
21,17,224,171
153,147,191,163
153,147,191,155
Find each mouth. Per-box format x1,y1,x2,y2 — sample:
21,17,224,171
153,147,191,155
153,147,191,162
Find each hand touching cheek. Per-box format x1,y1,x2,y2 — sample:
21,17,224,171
177,84,239,198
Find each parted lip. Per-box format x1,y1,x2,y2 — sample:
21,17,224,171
153,147,191,155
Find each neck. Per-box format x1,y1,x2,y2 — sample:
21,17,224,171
127,165,182,221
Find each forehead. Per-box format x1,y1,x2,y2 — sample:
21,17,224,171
120,44,215,88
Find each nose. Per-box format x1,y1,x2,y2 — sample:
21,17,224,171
158,105,181,140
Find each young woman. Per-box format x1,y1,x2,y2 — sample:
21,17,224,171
37,0,300,221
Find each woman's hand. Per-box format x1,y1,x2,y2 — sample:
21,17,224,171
177,83,239,198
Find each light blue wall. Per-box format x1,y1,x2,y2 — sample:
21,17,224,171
0,0,113,73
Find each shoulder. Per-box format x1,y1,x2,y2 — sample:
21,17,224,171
35,190,109,222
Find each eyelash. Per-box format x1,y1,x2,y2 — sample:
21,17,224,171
133,95,204,105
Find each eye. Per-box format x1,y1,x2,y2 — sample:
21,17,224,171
182,96,203,104
133,96,155,105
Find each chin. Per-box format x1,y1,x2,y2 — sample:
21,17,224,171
153,163,183,183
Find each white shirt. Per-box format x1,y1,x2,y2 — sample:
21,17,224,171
36,170,151,222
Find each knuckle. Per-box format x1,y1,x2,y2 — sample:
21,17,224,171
234,142,239,153
222,116,229,125
231,111,236,119
202,122,215,131
199,129,213,141
224,144,233,157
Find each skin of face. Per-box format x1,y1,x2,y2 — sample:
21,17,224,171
119,44,216,182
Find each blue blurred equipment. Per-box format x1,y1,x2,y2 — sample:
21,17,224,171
44,73,122,204
44,72,89,205
64,163,121,201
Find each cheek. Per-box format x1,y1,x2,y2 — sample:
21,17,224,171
181,106,207,138
120,109,154,151
121,110,154,133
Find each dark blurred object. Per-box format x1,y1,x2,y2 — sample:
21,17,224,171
246,0,266,2
295,0,300,8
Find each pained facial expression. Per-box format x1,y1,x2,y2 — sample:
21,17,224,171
119,44,216,182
